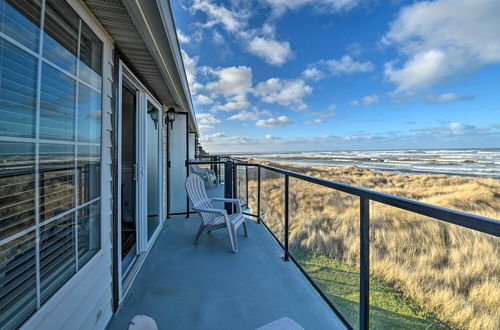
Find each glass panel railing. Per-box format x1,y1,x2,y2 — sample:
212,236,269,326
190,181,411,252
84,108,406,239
236,164,247,208
245,165,258,216
369,202,499,329
260,168,285,247
186,158,499,330
289,177,360,328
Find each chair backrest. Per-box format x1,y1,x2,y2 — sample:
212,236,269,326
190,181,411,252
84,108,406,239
189,164,203,174
185,174,218,225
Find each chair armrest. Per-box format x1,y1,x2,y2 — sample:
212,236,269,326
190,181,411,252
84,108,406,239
211,198,239,203
210,198,241,214
192,206,227,215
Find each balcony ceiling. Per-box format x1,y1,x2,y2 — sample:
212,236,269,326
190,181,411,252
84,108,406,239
83,0,198,134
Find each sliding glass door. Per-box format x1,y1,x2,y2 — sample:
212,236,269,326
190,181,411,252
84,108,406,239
146,101,161,241
117,63,163,299
120,84,138,275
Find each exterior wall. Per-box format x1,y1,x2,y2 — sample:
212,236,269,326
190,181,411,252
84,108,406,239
20,1,114,329
163,114,168,220
169,114,188,214
189,133,196,160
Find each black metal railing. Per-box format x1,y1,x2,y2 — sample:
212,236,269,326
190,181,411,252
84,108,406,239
188,157,500,330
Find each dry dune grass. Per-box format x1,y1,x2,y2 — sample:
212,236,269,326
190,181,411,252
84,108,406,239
245,161,500,329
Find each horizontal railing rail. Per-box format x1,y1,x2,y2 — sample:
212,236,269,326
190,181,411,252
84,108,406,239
186,158,500,330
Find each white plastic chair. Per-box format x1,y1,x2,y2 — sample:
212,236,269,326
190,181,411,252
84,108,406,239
189,163,217,188
185,174,248,253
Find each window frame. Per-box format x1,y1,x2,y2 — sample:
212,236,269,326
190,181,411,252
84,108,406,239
0,1,109,328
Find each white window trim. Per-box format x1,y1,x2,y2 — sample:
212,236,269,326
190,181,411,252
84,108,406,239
10,0,112,328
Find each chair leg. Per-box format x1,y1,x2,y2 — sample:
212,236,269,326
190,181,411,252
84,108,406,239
243,220,248,237
226,224,237,253
194,224,205,244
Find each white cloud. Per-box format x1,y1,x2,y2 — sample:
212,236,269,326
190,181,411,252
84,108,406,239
301,67,325,81
200,132,226,142
425,93,474,104
304,55,374,81
254,78,312,110
206,66,252,102
189,1,295,66
204,66,253,111
200,122,499,153
312,104,337,119
199,124,214,130
349,94,379,106
383,0,500,91
247,37,292,66
181,50,202,94
195,94,213,105
303,118,324,125
212,30,225,45
177,29,190,44
212,100,250,112
265,134,282,141
362,94,379,105
228,109,272,121
256,116,292,128
263,0,362,16
321,55,374,75
196,113,221,125
191,0,247,33
448,122,475,133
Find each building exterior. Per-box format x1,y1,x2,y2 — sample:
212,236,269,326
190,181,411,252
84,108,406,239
0,1,197,329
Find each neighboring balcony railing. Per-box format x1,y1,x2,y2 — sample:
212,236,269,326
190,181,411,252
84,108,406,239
188,157,500,330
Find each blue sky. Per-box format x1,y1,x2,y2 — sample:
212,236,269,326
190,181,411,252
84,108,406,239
172,0,500,153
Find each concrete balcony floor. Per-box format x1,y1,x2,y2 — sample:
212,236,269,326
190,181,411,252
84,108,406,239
108,184,344,330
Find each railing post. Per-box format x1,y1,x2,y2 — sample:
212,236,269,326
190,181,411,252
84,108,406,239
224,160,233,214
186,160,190,218
360,197,370,330
283,174,289,261
232,161,237,214
257,166,261,224
245,166,249,205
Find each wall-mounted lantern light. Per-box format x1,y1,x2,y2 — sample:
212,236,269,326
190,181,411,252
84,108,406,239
165,107,176,129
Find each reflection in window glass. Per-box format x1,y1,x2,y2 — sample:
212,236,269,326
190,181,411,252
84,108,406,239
77,202,100,267
0,232,36,329
40,63,76,141
43,0,78,73
0,0,41,51
0,39,38,138
0,142,35,241
79,22,102,89
77,144,100,204
40,213,76,304
0,1,103,328
78,83,101,143
39,143,75,221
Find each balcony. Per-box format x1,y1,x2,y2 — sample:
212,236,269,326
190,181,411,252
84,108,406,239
109,158,499,330
108,184,345,329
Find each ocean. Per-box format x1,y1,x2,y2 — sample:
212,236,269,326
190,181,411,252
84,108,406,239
240,149,500,179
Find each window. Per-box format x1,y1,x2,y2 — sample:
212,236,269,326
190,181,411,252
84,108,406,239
0,1,103,329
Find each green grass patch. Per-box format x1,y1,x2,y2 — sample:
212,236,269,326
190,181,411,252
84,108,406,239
291,248,449,329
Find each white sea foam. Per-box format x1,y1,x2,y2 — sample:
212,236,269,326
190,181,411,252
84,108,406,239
240,149,500,178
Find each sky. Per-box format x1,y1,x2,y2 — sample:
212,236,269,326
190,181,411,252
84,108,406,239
171,0,500,153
